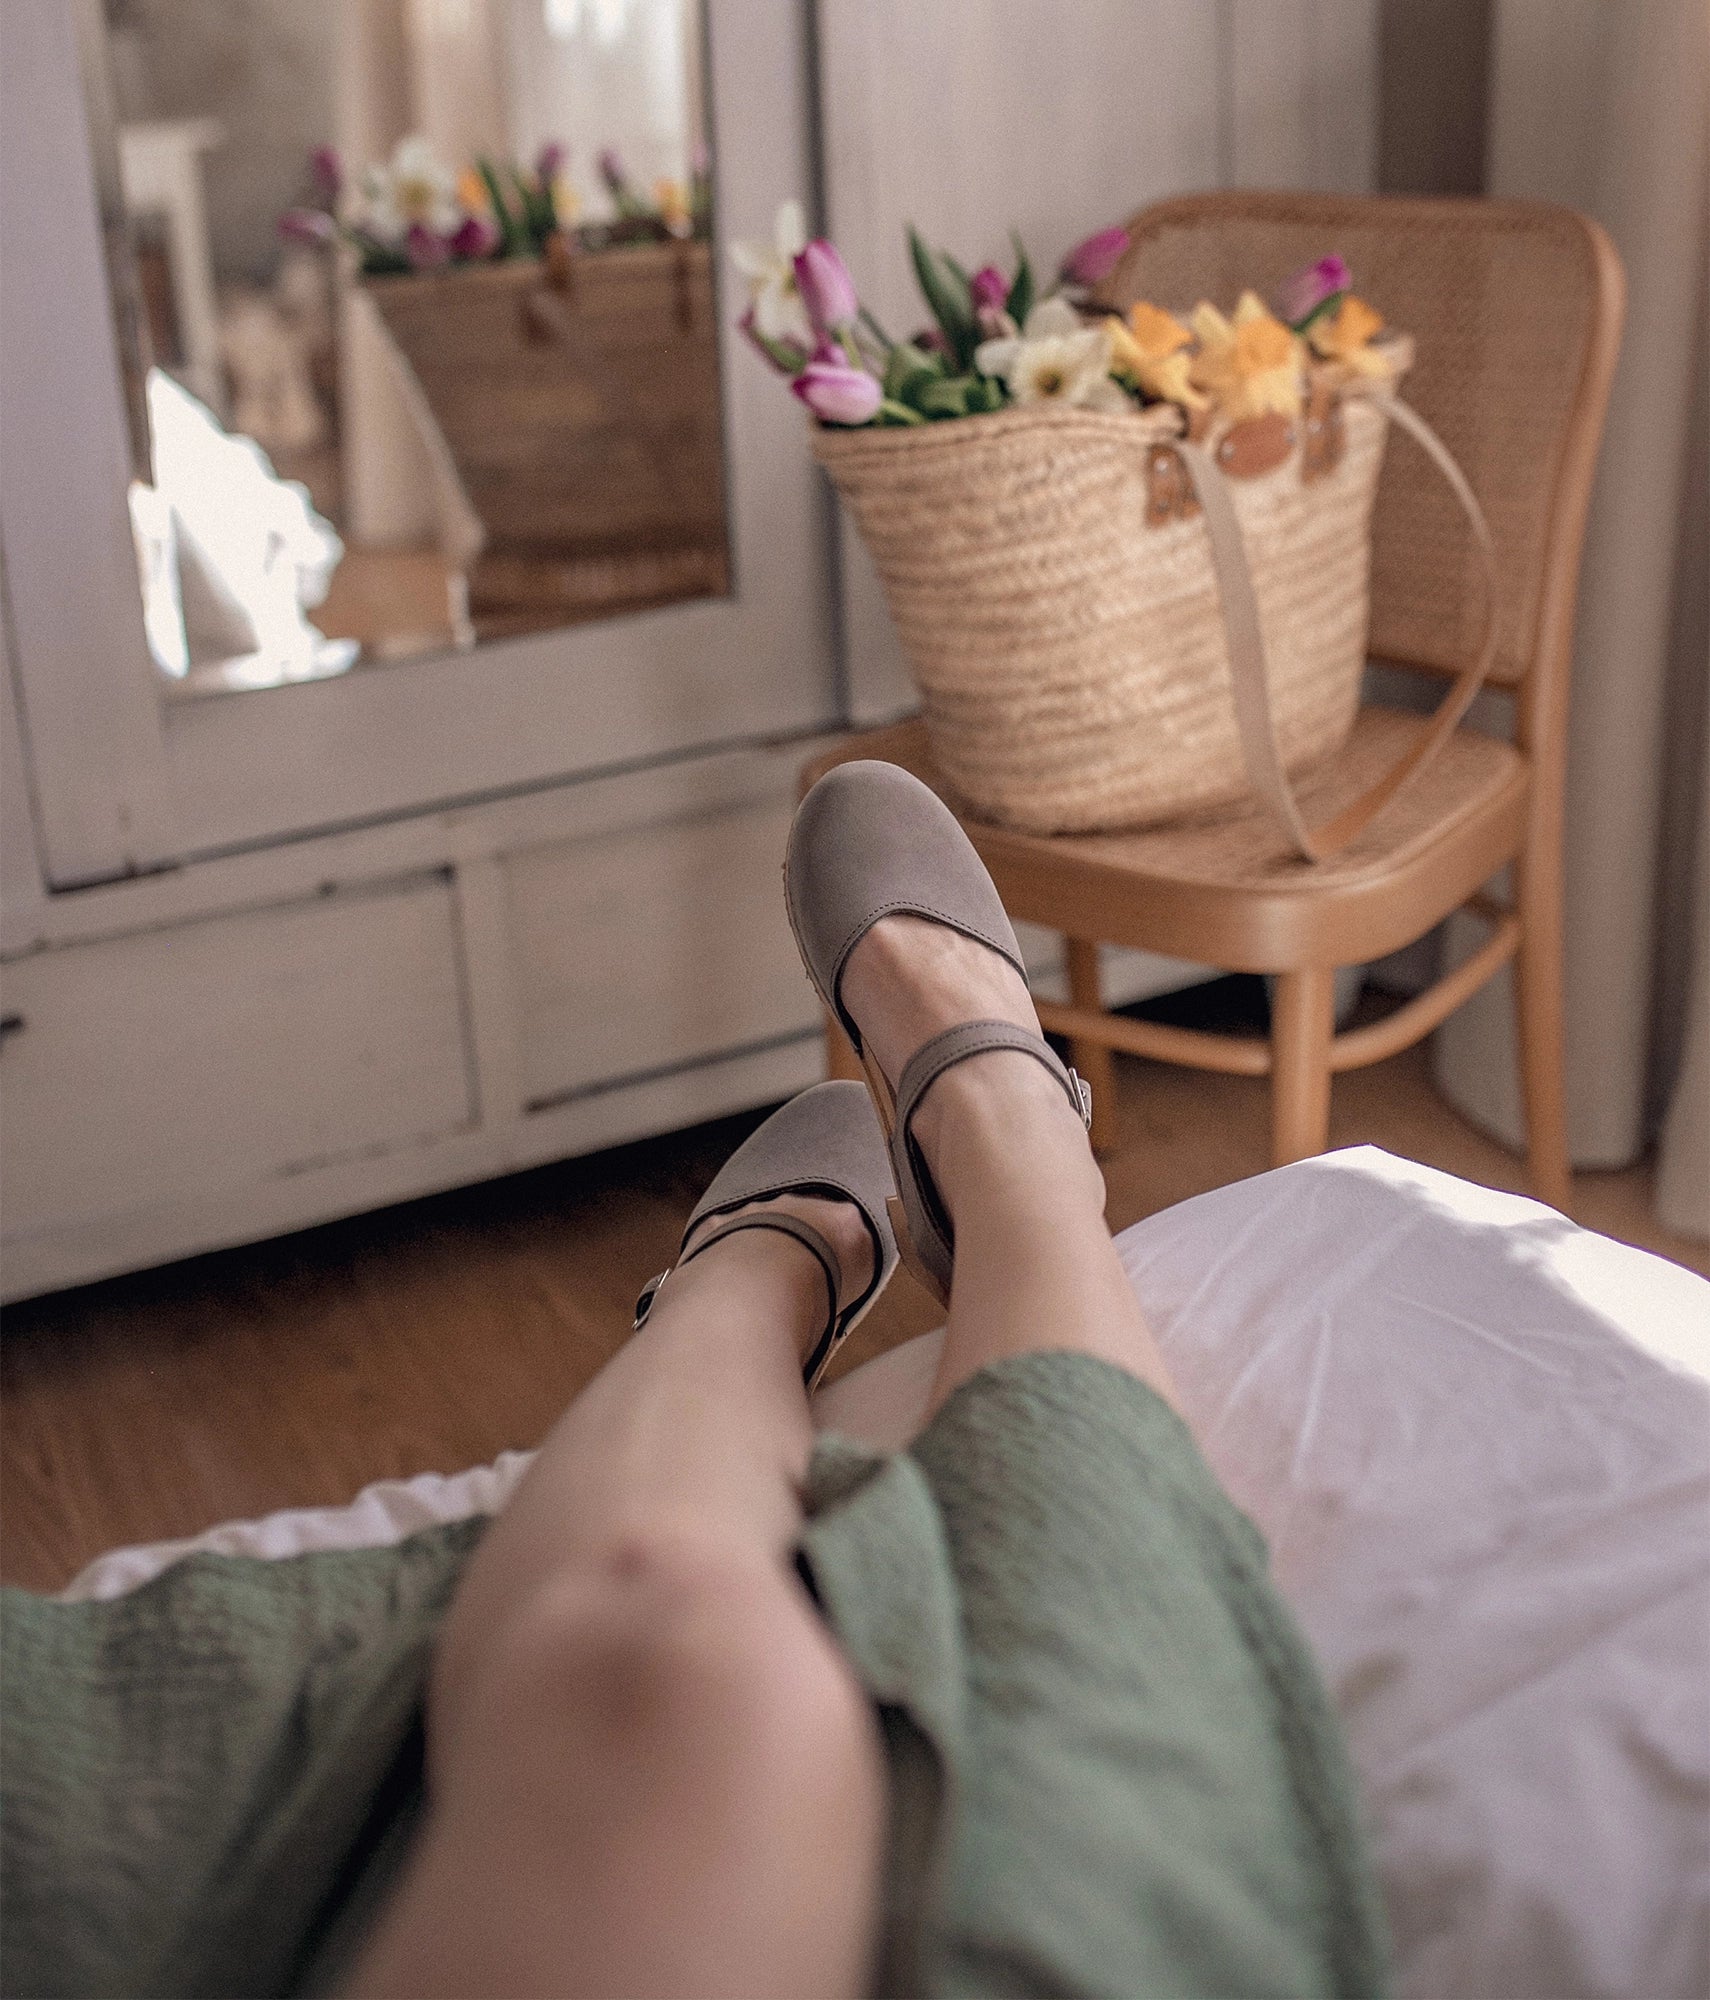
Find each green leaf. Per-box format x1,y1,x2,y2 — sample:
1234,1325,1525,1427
908,225,976,366
478,157,524,255
916,375,973,419
1291,289,1346,335
1007,230,1035,328
860,303,897,351
882,340,941,400
970,372,1006,413
875,398,927,426
896,365,944,411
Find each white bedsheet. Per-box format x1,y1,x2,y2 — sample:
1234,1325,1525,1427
61,1146,1710,1998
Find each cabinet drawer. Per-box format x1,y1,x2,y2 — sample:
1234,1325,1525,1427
0,875,472,1237
506,796,819,1109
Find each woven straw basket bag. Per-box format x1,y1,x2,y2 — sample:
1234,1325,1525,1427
814,346,1495,859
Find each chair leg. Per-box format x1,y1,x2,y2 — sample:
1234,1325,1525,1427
1270,967,1336,1166
824,1011,862,1083
1064,938,1119,1155
1513,846,1573,1213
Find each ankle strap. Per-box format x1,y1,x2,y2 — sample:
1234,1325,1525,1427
633,1212,841,1347
895,1020,1093,1139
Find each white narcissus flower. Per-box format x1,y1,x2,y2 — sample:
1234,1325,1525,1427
975,297,1129,411
730,199,812,347
362,136,462,243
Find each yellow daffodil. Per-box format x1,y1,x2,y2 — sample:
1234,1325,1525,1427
1105,301,1208,410
655,177,692,238
1308,293,1390,375
1189,290,1304,422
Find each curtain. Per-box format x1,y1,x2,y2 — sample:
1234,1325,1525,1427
1433,0,1709,1241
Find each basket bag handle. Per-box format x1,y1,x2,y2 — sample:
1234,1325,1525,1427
1176,390,1499,863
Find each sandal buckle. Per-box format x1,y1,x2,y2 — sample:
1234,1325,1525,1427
1068,1067,1094,1128
633,1269,671,1329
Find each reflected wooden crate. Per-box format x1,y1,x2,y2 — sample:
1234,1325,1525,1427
363,242,728,630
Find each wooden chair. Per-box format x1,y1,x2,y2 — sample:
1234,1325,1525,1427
802,193,1624,1211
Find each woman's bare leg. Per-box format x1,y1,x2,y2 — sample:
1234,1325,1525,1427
348,1197,885,2000
840,916,1179,1420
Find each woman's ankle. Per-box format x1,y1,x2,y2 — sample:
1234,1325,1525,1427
916,1054,1104,1227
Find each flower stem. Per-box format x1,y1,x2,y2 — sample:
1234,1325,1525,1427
859,303,895,350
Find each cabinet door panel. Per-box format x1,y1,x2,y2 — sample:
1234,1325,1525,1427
0,878,472,1236
507,801,817,1109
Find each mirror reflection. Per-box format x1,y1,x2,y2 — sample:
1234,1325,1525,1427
91,0,726,696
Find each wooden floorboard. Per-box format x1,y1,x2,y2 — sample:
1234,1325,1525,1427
3,1038,1703,1593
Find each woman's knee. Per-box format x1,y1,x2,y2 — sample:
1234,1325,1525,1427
452,1525,876,1789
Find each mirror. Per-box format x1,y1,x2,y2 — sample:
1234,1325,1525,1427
85,0,726,696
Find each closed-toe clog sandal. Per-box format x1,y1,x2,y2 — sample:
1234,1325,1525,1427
785,760,1092,1306
632,1079,899,1389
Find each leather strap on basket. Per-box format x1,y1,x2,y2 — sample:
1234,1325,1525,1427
1176,390,1499,863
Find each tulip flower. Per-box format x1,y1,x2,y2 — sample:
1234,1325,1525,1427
794,237,860,336
597,146,628,194
309,145,343,204
1274,255,1351,329
535,140,567,186
1058,224,1129,288
405,221,452,269
449,213,499,260
791,349,882,425
279,207,336,246
969,263,1016,339
970,264,1009,312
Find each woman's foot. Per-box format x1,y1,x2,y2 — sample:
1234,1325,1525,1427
840,916,1094,1178
635,1081,900,1386
675,1191,876,1369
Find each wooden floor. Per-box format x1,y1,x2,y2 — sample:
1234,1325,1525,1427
4,1021,1704,1594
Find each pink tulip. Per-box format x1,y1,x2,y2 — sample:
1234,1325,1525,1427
278,207,336,245
535,140,567,185
309,145,343,203
405,222,451,270
971,265,1014,338
1275,255,1351,326
1059,224,1129,287
794,238,859,334
449,213,499,260
791,354,881,425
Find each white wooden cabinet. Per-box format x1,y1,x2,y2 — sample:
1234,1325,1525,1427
0,720,829,1302
0,1,1374,1301
1,878,474,1240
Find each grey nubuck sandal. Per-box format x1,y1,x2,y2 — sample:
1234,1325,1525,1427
631,1080,900,1391
785,760,1093,1308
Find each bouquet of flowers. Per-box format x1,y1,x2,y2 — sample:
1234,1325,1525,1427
281,138,712,276
732,201,1477,854
731,203,1398,434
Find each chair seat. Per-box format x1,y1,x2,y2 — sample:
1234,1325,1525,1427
802,705,1528,972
